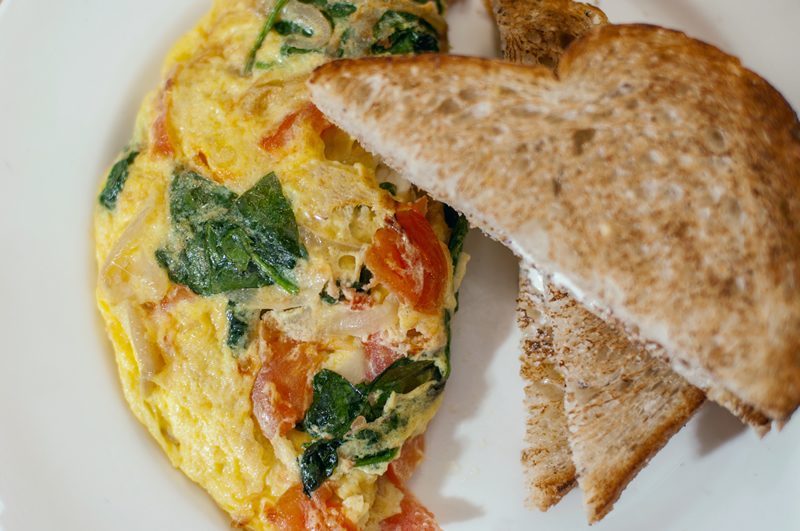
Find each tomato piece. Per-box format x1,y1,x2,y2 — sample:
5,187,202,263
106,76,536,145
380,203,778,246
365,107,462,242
387,434,426,487
261,102,331,152
150,76,175,157
363,333,405,381
251,320,326,439
379,486,442,531
264,484,358,531
364,204,448,314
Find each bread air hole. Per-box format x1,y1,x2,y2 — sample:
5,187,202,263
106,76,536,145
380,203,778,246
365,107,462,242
573,128,596,155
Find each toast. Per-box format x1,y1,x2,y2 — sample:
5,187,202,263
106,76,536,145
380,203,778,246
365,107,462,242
490,0,607,68
307,25,800,425
494,2,710,519
517,264,576,510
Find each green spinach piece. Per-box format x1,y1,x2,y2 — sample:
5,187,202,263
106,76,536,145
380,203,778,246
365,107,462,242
298,439,342,497
371,11,439,55
297,0,327,7
298,355,445,496
98,150,139,210
226,301,258,352
319,290,339,304
363,357,440,421
378,182,397,196
245,0,291,75
413,0,444,14
274,20,314,37
328,3,356,18
353,447,398,467
156,171,305,296
444,205,469,269
281,44,323,55
350,266,373,292
304,370,368,439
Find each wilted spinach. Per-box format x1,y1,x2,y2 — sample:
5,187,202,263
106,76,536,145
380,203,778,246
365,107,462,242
298,439,342,496
98,150,139,210
155,171,306,296
371,11,439,55
444,204,468,270
274,20,314,37
226,301,258,352
298,356,444,496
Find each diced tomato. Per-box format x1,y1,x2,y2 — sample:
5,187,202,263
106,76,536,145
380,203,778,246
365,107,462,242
261,102,331,152
365,203,448,315
150,76,176,157
387,434,426,487
378,486,442,531
264,484,358,531
251,320,326,439
363,333,405,381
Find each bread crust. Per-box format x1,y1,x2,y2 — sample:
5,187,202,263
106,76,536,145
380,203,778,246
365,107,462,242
545,285,705,522
490,0,607,68
308,25,800,422
517,268,576,510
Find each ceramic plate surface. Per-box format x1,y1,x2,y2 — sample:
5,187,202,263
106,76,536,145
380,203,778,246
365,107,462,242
1,0,798,529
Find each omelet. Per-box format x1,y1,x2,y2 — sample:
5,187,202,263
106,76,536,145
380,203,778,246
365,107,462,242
94,0,467,529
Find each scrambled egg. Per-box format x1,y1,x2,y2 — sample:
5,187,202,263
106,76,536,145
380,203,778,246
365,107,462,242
94,1,465,529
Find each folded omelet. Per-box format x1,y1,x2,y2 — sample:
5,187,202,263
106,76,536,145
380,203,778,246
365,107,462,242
94,1,466,529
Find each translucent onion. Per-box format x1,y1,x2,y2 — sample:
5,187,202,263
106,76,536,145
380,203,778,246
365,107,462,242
100,201,169,305
323,295,399,337
280,0,332,50
123,303,165,398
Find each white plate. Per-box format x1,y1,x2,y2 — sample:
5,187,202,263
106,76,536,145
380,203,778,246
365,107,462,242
1,0,798,529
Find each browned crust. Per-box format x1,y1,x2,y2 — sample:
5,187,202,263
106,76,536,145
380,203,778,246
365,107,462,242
517,270,576,510
546,286,706,522
307,26,800,422
490,0,607,68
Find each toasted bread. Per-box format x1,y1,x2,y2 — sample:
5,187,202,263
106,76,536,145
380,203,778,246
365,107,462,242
545,282,705,522
307,25,800,425
517,264,576,510
490,0,607,68
494,4,710,519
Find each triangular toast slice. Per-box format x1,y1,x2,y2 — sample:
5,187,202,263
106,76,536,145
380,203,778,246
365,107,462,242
307,25,800,426
544,281,705,522
491,0,607,68
495,2,707,518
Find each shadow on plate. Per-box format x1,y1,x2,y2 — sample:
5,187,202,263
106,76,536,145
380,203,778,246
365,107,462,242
694,401,747,456
408,229,521,525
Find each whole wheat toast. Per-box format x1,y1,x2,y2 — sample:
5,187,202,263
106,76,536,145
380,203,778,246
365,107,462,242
492,2,711,519
307,25,800,425
491,0,607,68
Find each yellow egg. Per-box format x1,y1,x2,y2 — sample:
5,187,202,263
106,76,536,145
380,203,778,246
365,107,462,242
94,1,464,529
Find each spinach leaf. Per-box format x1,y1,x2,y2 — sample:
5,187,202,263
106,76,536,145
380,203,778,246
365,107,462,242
353,447,398,467
413,0,443,14
350,265,372,292
444,204,469,269
378,181,397,196
98,150,139,210
297,0,327,7
304,370,367,439
371,11,439,55
363,357,440,421
245,0,291,75
281,44,323,55
299,439,342,497
168,171,237,230
328,3,356,18
229,172,307,291
273,20,314,37
156,171,305,296
319,290,339,304
226,301,258,352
